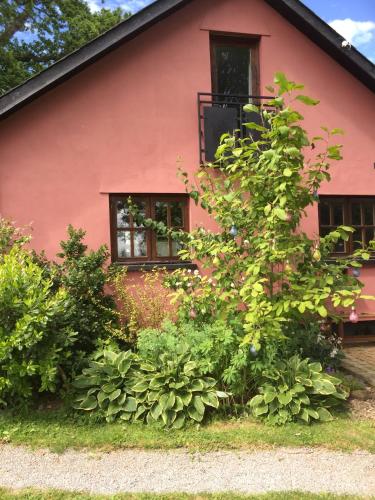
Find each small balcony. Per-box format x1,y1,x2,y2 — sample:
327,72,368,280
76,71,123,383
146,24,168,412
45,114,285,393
197,92,272,164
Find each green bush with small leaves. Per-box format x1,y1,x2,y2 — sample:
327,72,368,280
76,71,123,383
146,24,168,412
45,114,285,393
0,247,76,405
73,350,139,422
248,355,348,425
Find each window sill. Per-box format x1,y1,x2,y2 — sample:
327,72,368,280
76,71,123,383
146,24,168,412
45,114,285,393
111,261,198,272
325,257,375,267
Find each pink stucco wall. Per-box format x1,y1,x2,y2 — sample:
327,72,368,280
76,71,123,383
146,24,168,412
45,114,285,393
0,0,374,314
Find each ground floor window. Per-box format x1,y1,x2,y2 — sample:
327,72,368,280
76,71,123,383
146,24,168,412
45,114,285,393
319,196,375,255
109,194,188,264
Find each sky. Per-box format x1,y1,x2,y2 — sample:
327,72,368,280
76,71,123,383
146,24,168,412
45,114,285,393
87,0,375,63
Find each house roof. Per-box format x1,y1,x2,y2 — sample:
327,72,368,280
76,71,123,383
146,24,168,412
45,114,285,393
0,0,374,119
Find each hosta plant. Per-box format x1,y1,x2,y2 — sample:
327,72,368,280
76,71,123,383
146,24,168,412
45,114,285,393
248,355,348,425
131,344,227,429
73,350,139,422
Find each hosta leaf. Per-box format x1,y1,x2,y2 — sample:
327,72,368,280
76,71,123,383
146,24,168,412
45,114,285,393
79,396,97,411
193,395,205,416
97,391,108,406
172,413,186,429
134,405,146,420
109,389,121,401
307,408,320,420
277,392,292,406
216,391,229,399
202,377,217,388
190,379,204,392
317,407,333,422
123,396,137,413
264,391,276,404
253,404,268,417
159,393,170,410
107,402,122,416
118,359,132,376
120,412,132,421
102,383,117,394
183,361,197,375
73,376,99,389
166,391,176,410
201,392,219,409
103,350,117,363
151,403,162,420
249,394,264,407
188,405,204,422
313,380,336,395
300,408,310,422
180,391,192,406
309,362,322,373
131,380,149,392
174,396,184,412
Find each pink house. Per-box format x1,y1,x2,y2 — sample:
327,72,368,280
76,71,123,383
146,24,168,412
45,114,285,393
0,0,374,342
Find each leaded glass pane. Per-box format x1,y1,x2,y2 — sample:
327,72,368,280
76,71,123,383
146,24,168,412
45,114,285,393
116,201,130,228
156,236,169,257
171,202,184,227
155,202,168,224
117,231,131,258
134,231,147,257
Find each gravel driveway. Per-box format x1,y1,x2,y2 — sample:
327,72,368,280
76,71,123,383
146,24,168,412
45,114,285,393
1,445,375,496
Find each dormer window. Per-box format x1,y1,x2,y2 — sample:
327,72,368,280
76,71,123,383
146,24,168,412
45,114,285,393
211,35,259,98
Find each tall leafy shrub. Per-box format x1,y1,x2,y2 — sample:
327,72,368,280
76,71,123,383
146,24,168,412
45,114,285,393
0,247,76,404
55,225,119,354
158,73,373,352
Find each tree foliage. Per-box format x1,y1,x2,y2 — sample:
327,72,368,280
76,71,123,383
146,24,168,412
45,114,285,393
0,0,130,95
157,73,374,350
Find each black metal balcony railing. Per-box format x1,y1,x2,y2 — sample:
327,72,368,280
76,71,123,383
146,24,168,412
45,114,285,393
198,92,272,164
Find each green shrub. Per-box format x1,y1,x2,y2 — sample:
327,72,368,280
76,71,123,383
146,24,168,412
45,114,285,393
137,320,251,394
55,225,119,354
0,247,76,405
73,344,226,428
131,344,226,428
282,320,343,370
0,217,30,256
248,355,348,425
73,350,139,422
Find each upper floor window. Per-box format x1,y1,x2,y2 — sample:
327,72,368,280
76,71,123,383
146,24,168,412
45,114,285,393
110,194,188,264
319,196,375,254
210,35,259,98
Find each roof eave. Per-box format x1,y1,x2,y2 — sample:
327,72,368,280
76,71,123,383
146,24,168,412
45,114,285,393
0,0,191,118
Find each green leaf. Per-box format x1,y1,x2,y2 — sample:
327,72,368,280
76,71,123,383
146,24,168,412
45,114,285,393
172,413,186,429
201,392,219,409
253,404,269,417
190,379,204,392
274,208,287,221
188,405,204,422
102,383,117,394
296,95,320,106
317,305,327,318
150,403,162,420
283,167,292,177
131,380,149,392
123,396,137,413
79,396,97,411
317,407,333,422
249,395,264,407
109,389,121,401
193,395,205,416
277,392,292,405
243,103,259,114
